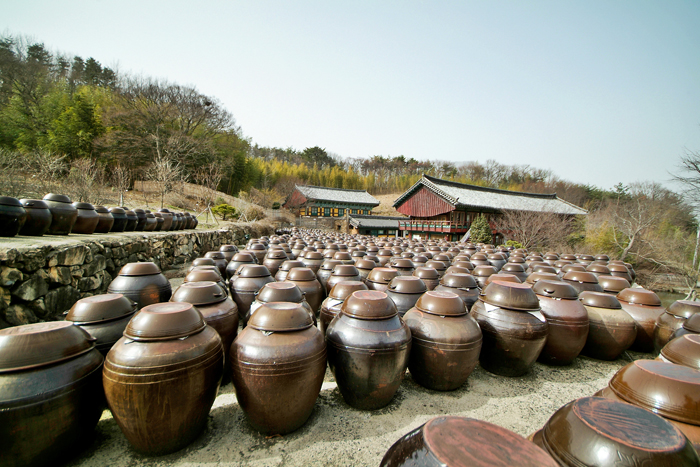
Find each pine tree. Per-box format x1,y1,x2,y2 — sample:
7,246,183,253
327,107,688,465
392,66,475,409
470,214,493,244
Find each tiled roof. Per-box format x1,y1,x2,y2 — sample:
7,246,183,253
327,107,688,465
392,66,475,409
295,185,380,207
349,215,404,229
393,175,587,215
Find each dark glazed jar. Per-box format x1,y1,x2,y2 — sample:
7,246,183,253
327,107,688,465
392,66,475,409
326,264,362,294
381,416,558,467
286,267,324,314
230,302,326,435
71,202,99,234
366,267,400,292
533,280,588,365
123,209,138,231
107,261,172,308
185,267,228,292
0,196,27,237
301,251,325,275
562,271,603,294
94,206,115,233
204,251,228,277
103,302,224,455
109,207,128,232
262,249,289,276
143,212,156,231
434,273,480,311
65,293,138,356
274,260,305,282
42,193,78,235
326,290,411,410
0,322,105,467
472,265,498,289
354,258,376,282
471,281,548,376
617,287,665,352
390,258,415,276
413,267,440,291
248,281,314,326
404,291,482,390
660,334,700,370
226,252,257,280
133,209,147,231
316,259,342,295
230,264,275,322
385,276,427,317
579,291,636,360
153,212,164,231
501,263,528,282
655,300,700,352
244,242,268,263
19,199,51,236
319,281,368,335
597,274,630,295
219,244,239,262
157,208,174,231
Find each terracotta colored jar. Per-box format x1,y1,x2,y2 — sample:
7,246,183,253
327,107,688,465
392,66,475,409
434,273,480,311
654,300,700,352
326,264,363,294
382,416,558,467
226,252,257,279
316,260,343,295
171,281,239,354
230,302,326,435
286,267,324,315
660,334,700,370
617,288,665,353
326,290,411,410
404,291,481,390
157,208,174,231
219,244,239,262
413,267,440,291
107,261,172,308
123,209,138,231
0,196,27,237
385,276,428,317
301,251,325,274
262,249,289,276
65,293,138,356
562,270,603,294
532,280,588,365
0,322,105,467
70,202,99,234
319,281,368,335
18,199,51,236
274,260,306,281
93,205,115,233
230,264,275,322
109,207,128,232
579,291,636,360
42,193,78,235
103,302,224,455
248,281,314,325
366,267,400,292
471,281,548,376
204,251,228,277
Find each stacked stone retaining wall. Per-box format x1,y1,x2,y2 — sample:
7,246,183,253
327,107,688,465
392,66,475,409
0,222,274,328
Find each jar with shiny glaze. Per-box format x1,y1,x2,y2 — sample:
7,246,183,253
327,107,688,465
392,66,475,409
262,248,289,276
153,212,164,231
219,244,239,262
386,276,428,317
471,281,548,376
500,263,528,282
579,291,636,360
354,258,376,282
471,265,498,289
326,264,362,294
382,416,558,467
404,291,481,390
230,264,275,322
484,273,521,286
617,288,665,352
18,199,51,236
532,280,588,365
189,257,216,273
226,252,257,279
123,209,138,231
248,281,314,325
109,207,128,232
157,208,174,231
93,206,115,233
103,302,224,455
183,212,194,229
230,302,326,435
609,264,633,282
326,290,411,410
654,300,700,352
424,260,447,278
185,267,228,292
65,293,138,356
434,273,480,311
70,202,99,234
376,249,394,266
132,209,147,231
301,251,324,274
660,334,700,370
42,193,78,235
597,274,630,295
244,243,268,263
274,260,306,281
390,258,415,276
107,261,172,308
316,259,343,295
470,253,490,267
204,251,228,277
366,267,400,292
319,281,368,335
562,270,603,294
286,267,324,314
0,196,27,237
413,267,440,290
0,322,105,467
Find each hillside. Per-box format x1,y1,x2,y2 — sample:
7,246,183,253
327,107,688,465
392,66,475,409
373,193,406,217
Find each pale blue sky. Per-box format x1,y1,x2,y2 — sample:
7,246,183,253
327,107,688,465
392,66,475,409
3,1,699,190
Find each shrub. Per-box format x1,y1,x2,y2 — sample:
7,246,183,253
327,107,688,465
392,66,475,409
470,214,493,244
211,203,238,221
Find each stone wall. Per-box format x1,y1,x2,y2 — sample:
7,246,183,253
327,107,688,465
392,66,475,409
0,222,275,328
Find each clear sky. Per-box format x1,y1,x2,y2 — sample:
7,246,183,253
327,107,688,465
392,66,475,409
4,0,700,190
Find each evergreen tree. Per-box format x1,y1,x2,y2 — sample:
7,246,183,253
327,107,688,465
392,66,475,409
470,214,493,244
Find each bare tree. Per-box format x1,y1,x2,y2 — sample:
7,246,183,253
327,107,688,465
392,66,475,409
0,148,31,197
109,163,132,206
146,153,184,208
192,162,223,223
30,149,67,194
66,158,107,204
496,207,577,251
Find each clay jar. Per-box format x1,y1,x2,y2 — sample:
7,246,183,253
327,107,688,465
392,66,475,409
65,293,138,356
230,302,326,435
471,281,548,377
123,209,137,231
532,280,588,365
42,193,78,235
230,264,275,322
562,271,603,294
501,263,528,283
133,209,147,231
326,264,363,295
413,267,440,291
654,299,700,352
286,267,324,315
93,206,115,233
434,273,480,311
404,291,482,390
244,242,268,263
171,281,239,355
107,261,172,309
617,287,665,352
71,202,99,234
319,281,368,335
425,260,448,278
326,290,411,410
157,208,174,231
189,257,216,273
381,416,558,467
204,251,228,277
472,265,498,289
153,212,164,231
385,276,428,317
301,251,325,275
274,260,305,282
226,252,257,280
19,199,51,236
108,207,128,232
366,267,400,292
0,322,105,467
184,267,228,292
673,314,700,339
597,274,630,295
248,281,314,326
103,302,224,456
660,334,700,370
579,292,636,360
0,196,27,237
390,258,415,276
262,249,289,276
219,244,239,262
354,258,376,282
316,260,343,295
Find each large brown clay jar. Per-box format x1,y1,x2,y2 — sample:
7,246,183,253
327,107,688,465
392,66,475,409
660,334,700,370
404,291,482,390
0,196,27,237
0,322,104,467
157,208,174,231
103,302,224,455
286,267,324,315
262,248,288,276
434,273,480,311
301,251,325,275
366,267,400,292
326,290,411,410
226,252,257,279
385,276,427,317
185,267,227,291
107,261,172,308
319,281,368,335
94,206,115,233
71,202,99,234
274,260,306,282
230,264,275,322
617,287,665,352
471,281,548,376
472,265,498,289
579,291,636,360
230,302,326,435
316,260,343,295
673,314,700,339
248,281,314,325
123,209,138,231
654,300,700,352
109,207,127,232
562,271,603,294
413,267,440,291
204,251,228,277
42,193,78,235
597,274,630,295
19,199,51,236
326,264,363,294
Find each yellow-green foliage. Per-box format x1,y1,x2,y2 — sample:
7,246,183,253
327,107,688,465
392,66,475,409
583,221,621,257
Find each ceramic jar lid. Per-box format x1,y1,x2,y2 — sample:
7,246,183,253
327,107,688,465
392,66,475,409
205,251,226,260
668,300,700,319
220,244,238,252
684,314,700,333
533,280,579,300
66,293,137,323
439,273,478,289
471,253,488,261
320,260,343,271
172,281,227,306
256,282,304,303
391,258,415,269
480,281,541,311
354,259,376,270
617,288,662,306
232,252,256,262
42,193,72,203
532,265,557,274
661,334,700,370
387,276,427,294
118,261,162,276
266,249,288,259
563,271,599,284
332,264,360,276
125,302,206,341
279,260,305,272
0,196,22,207
580,291,622,309
304,251,324,260
472,265,498,277
0,322,96,372
341,290,398,320
247,302,313,332
414,267,439,280
72,202,95,210
193,258,216,267
485,273,521,285
597,275,631,293
238,265,271,278
367,267,399,283
94,205,110,213
586,264,610,274
333,252,352,261
415,291,467,316
186,269,224,283
328,280,368,299
286,267,316,281
109,207,126,215
20,199,49,209
502,263,525,273
561,264,586,273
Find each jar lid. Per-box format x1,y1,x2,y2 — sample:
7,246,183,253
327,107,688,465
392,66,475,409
439,273,478,289
304,251,324,260
0,322,96,372
480,281,540,311
0,196,22,207
333,252,352,261
204,251,226,260
193,258,216,267
579,291,621,309
332,264,359,277
532,265,557,274
579,254,595,261
533,280,579,300
387,276,427,294
472,265,498,277
341,290,398,320
266,249,288,259
124,302,205,340
124,209,136,217
367,267,399,283
586,264,610,274
286,267,317,281
66,293,138,323
560,254,577,261
109,207,126,215
608,264,631,273
172,281,227,306
597,275,631,293
526,272,560,285
415,291,467,316
502,263,525,273
70,201,95,210
42,193,72,203
256,281,304,303
378,249,393,256
562,271,599,284
485,273,521,286
94,205,110,213
185,268,224,284
158,208,172,213
391,258,415,269
617,288,662,307
507,257,525,264
19,199,49,209
220,244,238,252
354,259,376,270
133,208,145,214
668,300,700,319
279,260,305,272
247,302,313,332
413,267,439,280
118,261,162,276
425,260,447,270
232,252,256,262
445,266,470,275
661,334,700,369
320,260,343,271
561,264,586,273
328,280,368,299
238,265,272,278
470,253,488,261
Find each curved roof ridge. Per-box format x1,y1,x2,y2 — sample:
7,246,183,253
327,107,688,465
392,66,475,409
422,174,557,199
